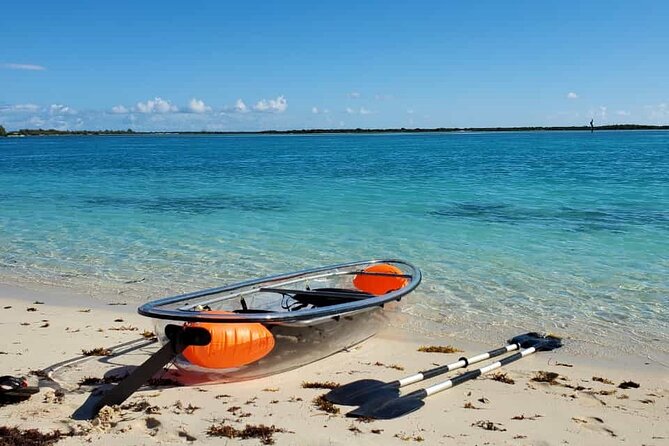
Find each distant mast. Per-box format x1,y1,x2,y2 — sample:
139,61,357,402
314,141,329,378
590,118,594,133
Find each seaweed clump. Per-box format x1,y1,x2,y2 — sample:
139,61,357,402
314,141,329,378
121,399,161,414
592,376,614,385
81,347,112,356
301,381,340,390
313,394,340,414
531,371,560,385
141,330,157,340
472,420,507,431
490,372,515,384
0,426,75,446
78,375,125,386
147,377,183,387
417,345,462,353
207,423,286,445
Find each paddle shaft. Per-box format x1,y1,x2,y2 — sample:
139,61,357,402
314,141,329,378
91,325,211,417
93,340,182,413
395,343,519,388
404,346,537,400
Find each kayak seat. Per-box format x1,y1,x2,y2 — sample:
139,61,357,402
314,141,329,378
288,288,372,307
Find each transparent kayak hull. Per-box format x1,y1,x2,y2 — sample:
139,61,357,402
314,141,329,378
144,259,421,383
154,304,392,383
48,260,421,387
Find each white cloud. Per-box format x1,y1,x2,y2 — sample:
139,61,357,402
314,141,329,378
3,63,46,71
347,92,361,99
111,105,129,114
135,97,178,114
312,107,320,114
374,94,392,101
312,107,329,114
616,110,630,117
345,107,373,115
187,98,212,114
0,103,40,112
566,92,579,99
406,108,415,114
253,95,287,113
49,104,76,115
234,99,248,113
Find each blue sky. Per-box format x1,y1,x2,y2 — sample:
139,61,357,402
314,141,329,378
2,0,668,131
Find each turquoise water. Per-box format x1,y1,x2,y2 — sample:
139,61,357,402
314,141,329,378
1,132,667,362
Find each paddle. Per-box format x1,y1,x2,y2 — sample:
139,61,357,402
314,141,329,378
325,340,522,406
347,332,562,420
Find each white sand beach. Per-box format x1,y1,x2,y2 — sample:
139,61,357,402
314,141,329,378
1,283,667,445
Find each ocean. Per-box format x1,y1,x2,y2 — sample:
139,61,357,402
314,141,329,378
1,131,667,363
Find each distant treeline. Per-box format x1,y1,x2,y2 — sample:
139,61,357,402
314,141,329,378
2,124,669,137
4,128,135,136
255,124,669,134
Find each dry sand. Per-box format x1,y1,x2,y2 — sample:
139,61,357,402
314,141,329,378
1,283,667,445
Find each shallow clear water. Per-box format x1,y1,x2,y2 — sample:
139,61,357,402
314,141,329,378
1,132,667,362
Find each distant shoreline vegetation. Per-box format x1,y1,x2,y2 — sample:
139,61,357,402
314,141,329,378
1,124,669,137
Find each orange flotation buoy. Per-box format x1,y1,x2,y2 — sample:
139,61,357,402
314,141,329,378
353,263,408,296
182,311,275,369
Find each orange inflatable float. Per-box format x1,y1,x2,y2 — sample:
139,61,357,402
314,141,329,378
353,263,408,295
182,311,275,369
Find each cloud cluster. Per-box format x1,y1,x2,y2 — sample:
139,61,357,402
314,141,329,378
567,92,579,99
109,95,287,116
0,102,81,130
0,94,293,132
135,97,178,114
253,95,287,113
187,98,212,114
49,104,76,115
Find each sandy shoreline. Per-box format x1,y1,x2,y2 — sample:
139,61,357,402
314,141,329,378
1,283,667,445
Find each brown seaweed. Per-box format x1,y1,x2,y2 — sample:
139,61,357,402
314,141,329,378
81,347,112,356
472,420,506,431
490,372,515,384
0,426,76,446
592,376,614,385
417,345,462,353
531,371,560,384
301,381,340,390
207,422,287,445
313,394,340,414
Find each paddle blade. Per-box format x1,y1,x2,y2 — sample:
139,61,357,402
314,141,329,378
509,332,562,351
325,380,399,406
347,394,425,420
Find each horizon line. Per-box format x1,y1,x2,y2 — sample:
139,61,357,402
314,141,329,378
3,123,669,136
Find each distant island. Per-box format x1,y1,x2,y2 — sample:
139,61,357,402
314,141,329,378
1,124,669,137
